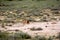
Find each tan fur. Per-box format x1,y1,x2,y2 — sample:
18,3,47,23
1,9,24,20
23,20,29,24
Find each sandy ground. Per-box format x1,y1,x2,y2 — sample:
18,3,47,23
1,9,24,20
0,21,60,37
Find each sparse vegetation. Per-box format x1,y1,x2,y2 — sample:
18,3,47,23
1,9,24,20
0,31,59,40
0,0,60,22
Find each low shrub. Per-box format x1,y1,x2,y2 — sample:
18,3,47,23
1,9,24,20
32,35,47,40
0,31,9,40
48,36,53,40
56,32,60,40
30,27,43,31
13,31,31,39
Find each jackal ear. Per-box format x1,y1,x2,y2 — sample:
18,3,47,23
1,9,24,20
26,20,29,24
